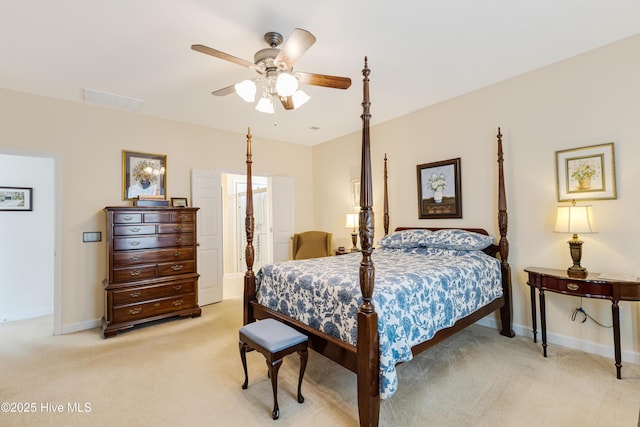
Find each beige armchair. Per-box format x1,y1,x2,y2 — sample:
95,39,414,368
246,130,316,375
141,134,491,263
292,231,333,260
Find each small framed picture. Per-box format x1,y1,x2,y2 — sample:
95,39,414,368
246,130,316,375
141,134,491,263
0,186,33,211
122,150,167,201
555,143,616,201
171,197,188,207
416,158,462,219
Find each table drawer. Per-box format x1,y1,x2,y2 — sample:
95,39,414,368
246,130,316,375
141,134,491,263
113,247,194,267
113,264,157,283
143,212,171,223
158,260,195,277
541,277,612,298
171,212,195,223
112,280,195,305
113,293,196,323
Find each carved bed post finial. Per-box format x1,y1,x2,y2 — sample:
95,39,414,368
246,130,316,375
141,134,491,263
357,56,380,427
496,127,514,337
243,127,256,325
383,154,389,236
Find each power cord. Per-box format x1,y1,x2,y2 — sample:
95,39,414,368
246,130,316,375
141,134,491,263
571,298,612,328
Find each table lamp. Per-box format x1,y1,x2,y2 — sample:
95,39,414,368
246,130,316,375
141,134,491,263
345,213,359,252
553,201,597,278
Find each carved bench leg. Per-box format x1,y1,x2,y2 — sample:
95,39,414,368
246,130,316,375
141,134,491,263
269,358,283,420
297,349,308,403
239,342,249,390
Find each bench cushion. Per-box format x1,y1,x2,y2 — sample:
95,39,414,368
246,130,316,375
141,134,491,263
240,319,308,352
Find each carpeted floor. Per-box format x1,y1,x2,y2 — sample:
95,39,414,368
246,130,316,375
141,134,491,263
1,298,639,426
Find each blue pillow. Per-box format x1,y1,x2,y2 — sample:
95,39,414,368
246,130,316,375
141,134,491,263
377,229,433,248
422,229,493,251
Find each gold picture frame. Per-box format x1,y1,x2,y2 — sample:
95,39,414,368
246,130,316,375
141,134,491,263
171,197,188,207
122,150,167,201
416,158,462,219
555,143,616,201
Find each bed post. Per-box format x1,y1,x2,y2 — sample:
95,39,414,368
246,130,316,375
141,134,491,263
357,57,380,427
497,127,515,337
243,128,256,326
383,154,389,236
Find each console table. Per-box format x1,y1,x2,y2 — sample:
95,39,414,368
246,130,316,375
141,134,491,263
524,267,640,379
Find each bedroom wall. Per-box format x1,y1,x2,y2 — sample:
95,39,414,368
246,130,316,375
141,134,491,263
0,90,314,332
313,33,640,364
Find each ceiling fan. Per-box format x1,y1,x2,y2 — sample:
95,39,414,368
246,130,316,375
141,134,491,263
191,28,351,114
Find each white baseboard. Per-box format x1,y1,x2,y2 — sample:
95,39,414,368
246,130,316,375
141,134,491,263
1,308,53,323
476,316,640,366
60,318,101,335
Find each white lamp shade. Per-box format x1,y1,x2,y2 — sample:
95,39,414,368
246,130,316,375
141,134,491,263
275,72,298,97
234,80,256,103
345,213,359,230
554,205,597,234
291,90,310,109
255,96,274,114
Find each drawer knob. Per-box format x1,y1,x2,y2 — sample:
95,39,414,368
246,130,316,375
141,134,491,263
130,227,140,232
173,251,182,257
129,291,141,298
130,270,141,276
171,264,184,271
130,241,140,247
567,283,580,291
174,238,182,243
129,255,141,261
173,285,183,291
173,226,182,231
173,299,184,307
129,307,142,315
123,215,133,221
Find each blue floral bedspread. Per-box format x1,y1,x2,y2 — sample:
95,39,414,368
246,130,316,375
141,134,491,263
255,247,503,399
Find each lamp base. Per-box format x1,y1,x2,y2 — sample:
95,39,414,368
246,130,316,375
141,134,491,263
567,266,588,278
350,232,358,252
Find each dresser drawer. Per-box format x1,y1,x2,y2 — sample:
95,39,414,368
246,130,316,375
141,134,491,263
113,293,196,323
113,224,156,236
143,212,171,223
112,280,195,305
158,223,194,234
114,234,194,251
113,247,194,267
114,213,142,224
541,276,612,298
158,260,195,277
113,264,157,283
171,212,195,223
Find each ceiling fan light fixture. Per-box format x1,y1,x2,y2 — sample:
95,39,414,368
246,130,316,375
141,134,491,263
255,96,275,114
275,72,298,97
292,90,310,109
234,80,256,102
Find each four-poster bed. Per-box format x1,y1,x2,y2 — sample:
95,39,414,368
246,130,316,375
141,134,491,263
242,57,514,427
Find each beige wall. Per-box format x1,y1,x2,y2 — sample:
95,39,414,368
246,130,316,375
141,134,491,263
0,90,314,330
313,34,640,362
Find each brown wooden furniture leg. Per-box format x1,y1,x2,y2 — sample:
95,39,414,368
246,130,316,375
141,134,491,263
539,288,547,357
612,300,622,379
530,286,537,343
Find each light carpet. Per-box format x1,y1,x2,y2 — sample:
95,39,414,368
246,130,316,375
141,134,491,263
1,298,638,427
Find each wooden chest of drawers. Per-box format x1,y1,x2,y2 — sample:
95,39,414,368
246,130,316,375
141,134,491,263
102,206,201,338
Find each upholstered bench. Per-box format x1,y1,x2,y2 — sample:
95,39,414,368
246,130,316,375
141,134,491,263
239,318,309,420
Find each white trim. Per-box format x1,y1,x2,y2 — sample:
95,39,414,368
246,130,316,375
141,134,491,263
476,316,640,365
1,309,53,323
61,318,101,335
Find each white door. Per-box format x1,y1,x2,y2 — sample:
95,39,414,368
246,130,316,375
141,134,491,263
270,176,295,262
191,169,223,305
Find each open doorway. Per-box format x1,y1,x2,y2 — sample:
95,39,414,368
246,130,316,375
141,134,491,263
221,173,272,298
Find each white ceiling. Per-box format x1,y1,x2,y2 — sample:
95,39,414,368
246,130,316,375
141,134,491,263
1,1,639,146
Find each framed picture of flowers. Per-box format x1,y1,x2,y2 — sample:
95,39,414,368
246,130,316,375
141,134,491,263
416,157,462,219
122,150,167,201
555,143,616,202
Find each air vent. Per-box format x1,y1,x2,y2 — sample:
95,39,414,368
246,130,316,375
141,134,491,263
83,88,144,112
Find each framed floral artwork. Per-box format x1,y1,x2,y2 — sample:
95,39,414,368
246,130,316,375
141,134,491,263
555,143,616,202
122,150,167,201
416,157,461,219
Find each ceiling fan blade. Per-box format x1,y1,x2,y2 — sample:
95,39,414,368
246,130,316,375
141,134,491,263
211,85,237,96
275,28,316,70
296,72,351,90
191,44,254,68
280,96,294,110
